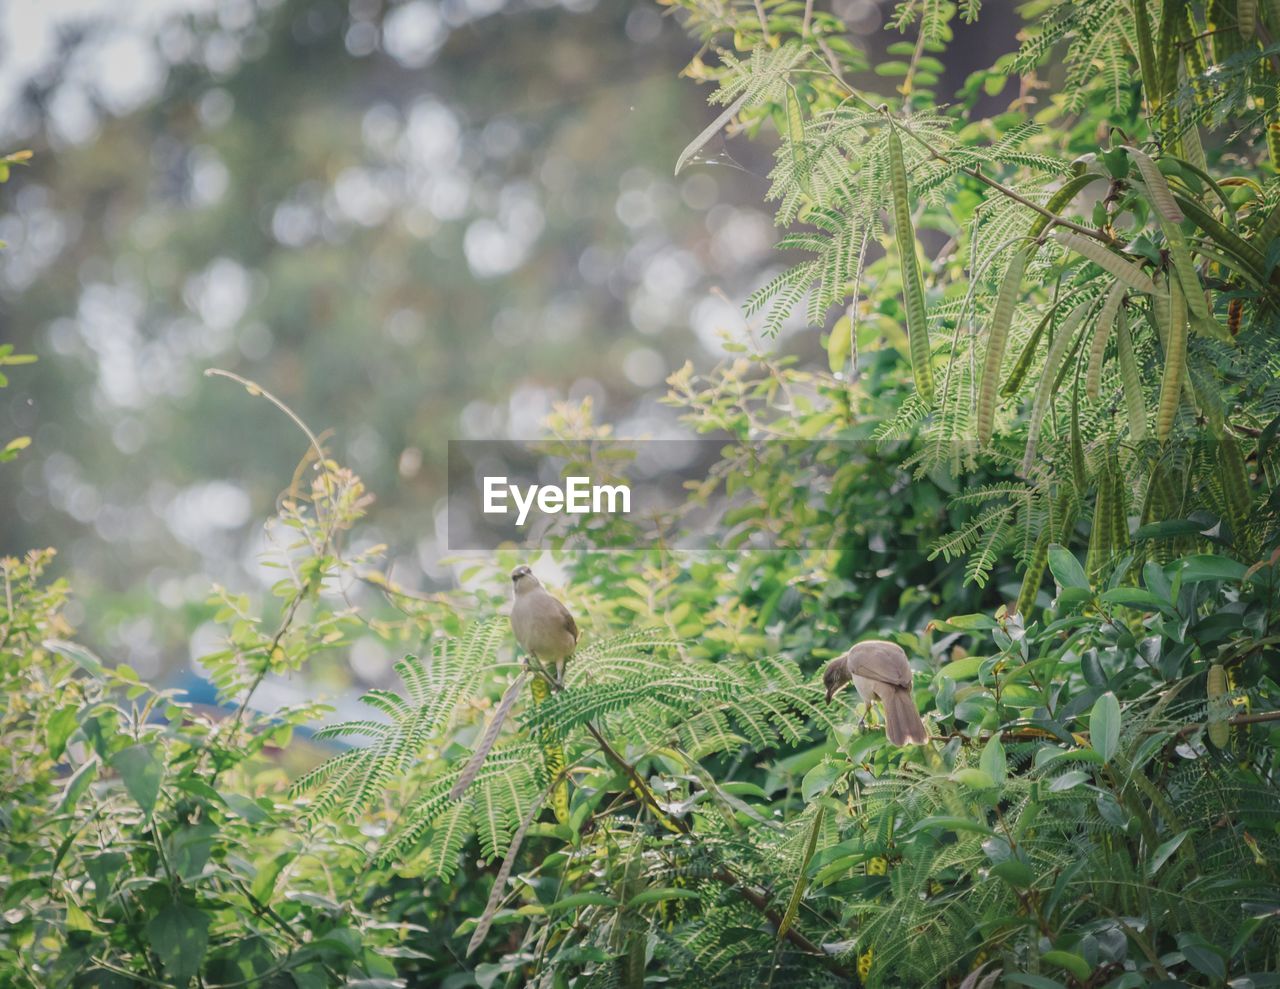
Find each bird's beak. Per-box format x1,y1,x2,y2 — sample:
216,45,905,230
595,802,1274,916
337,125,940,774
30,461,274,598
825,684,836,704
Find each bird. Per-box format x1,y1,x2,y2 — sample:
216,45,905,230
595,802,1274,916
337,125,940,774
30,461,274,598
823,640,928,746
509,564,578,686
449,566,577,819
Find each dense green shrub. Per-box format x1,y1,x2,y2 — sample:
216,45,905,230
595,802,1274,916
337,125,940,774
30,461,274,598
4,0,1280,986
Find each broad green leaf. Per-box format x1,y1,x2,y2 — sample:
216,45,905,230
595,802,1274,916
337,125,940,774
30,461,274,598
979,736,1007,785
1042,952,1091,981
1146,828,1190,877
991,858,1034,888
1089,692,1121,763
952,767,995,790
147,903,210,981
1174,554,1247,583
46,704,79,760
110,743,163,817
1047,544,1089,591
936,655,984,680
801,761,844,802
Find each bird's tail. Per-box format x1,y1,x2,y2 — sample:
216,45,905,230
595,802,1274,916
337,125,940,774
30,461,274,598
882,687,928,746
450,671,529,800
529,674,571,823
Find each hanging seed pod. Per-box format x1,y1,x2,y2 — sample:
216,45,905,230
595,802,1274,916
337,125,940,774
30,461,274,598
1156,279,1188,442
1240,0,1258,39
1221,433,1252,538
1087,459,1114,578
1116,307,1147,440
1087,281,1126,400
1016,531,1051,619
1208,0,1243,63
1054,231,1158,294
1071,377,1088,495
1110,456,1129,557
977,247,1029,444
1207,663,1231,747
1023,301,1090,474
1002,304,1054,397
888,127,934,402
1028,173,1105,239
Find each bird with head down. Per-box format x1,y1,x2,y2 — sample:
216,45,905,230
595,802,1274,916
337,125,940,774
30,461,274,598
823,640,928,746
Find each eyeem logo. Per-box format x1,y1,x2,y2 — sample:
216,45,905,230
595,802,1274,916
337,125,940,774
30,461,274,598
483,476,631,526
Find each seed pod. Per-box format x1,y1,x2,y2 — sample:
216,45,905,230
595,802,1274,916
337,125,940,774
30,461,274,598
1228,299,1244,336
1207,663,1230,748
1086,459,1114,578
1220,433,1251,535
1156,279,1187,442
889,127,934,402
1127,146,1184,223
1028,173,1104,240
1087,281,1126,400
1116,307,1147,440
977,248,1029,444
1002,304,1053,397
1054,231,1157,294
1023,301,1090,474
1110,456,1129,557
1240,0,1258,38
1181,5,1209,105
858,948,874,980
1017,530,1051,618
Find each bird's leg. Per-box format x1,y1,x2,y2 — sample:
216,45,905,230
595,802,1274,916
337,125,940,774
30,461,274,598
526,653,560,692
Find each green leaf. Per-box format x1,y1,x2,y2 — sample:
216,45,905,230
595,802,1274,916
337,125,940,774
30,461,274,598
801,761,843,802
146,903,210,981
109,743,163,817
990,858,1034,888
1089,692,1121,763
1174,554,1247,583
1042,950,1090,981
936,655,985,680
43,639,106,678
624,888,702,909
1177,932,1225,979
908,815,994,836
546,893,620,913
979,736,1007,785
1098,587,1174,614
951,767,995,790
1146,828,1189,877
1047,544,1089,591
46,704,79,760
59,758,99,814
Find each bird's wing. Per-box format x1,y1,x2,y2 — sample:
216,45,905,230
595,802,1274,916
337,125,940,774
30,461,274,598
845,641,912,687
555,597,579,644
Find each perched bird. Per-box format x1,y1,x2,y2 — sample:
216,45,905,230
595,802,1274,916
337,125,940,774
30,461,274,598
823,640,928,745
449,566,577,820
510,564,578,685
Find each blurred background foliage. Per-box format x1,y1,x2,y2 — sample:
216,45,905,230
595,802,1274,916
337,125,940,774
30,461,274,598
0,0,807,688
